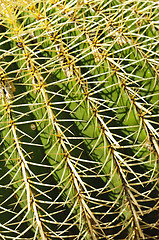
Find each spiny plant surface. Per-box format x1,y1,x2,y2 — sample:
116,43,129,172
0,0,159,239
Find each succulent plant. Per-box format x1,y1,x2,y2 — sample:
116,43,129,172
0,0,159,239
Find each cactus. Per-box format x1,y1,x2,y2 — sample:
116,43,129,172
0,0,158,239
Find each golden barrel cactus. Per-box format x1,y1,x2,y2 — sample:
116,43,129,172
0,0,159,239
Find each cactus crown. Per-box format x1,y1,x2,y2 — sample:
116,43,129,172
0,0,159,239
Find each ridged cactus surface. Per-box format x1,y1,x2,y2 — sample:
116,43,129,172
0,0,159,239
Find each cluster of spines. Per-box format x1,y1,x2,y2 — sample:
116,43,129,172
0,0,158,239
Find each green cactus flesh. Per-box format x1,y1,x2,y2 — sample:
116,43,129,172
0,0,159,239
